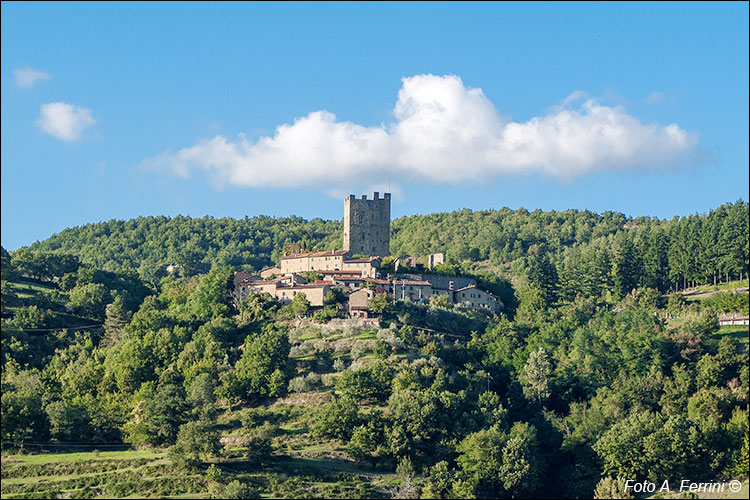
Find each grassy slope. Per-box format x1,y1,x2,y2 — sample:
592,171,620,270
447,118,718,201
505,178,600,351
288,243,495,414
1,320,399,499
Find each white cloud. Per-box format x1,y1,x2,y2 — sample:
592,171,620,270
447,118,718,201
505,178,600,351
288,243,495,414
37,102,96,142
13,66,50,88
143,74,701,189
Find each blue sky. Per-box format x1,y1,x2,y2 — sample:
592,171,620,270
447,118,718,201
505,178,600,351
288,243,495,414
2,1,748,250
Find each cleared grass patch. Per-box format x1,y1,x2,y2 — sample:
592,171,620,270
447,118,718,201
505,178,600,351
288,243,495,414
2,448,165,465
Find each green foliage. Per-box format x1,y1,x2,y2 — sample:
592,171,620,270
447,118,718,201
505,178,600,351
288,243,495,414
219,480,255,499
593,477,634,499
187,266,234,321
336,360,395,403
521,347,552,405
168,420,221,469
1,364,50,442
68,282,111,320
593,411,699,482
289,292,311,318
456,422,540,498
124,382,189,446
313,396,361,441
237,421,276,463
2,200,749,498
348,410,387,462
367,292,392,314
703,291,749,313
234,325,291,401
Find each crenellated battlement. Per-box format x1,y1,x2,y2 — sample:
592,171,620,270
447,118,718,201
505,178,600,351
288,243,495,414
343,192,390,257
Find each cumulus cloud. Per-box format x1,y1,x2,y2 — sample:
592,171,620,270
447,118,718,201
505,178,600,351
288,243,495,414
37,102,96,142
13,66,50,88
143,74,701,188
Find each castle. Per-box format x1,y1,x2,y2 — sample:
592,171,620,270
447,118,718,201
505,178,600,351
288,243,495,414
343,192,390,257
234,192,501,315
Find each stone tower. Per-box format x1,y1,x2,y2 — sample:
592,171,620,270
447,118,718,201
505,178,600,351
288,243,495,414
343,192,391,257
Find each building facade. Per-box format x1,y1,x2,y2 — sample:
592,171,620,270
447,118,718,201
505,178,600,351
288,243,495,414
343,192,390,257
341,256,381,278
280,249,349,274
453,285,500,311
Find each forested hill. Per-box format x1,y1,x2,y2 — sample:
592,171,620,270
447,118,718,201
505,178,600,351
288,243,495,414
2,200,749,499
24,200,749,291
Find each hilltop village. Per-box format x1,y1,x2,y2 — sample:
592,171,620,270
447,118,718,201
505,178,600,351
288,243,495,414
233,192,501,319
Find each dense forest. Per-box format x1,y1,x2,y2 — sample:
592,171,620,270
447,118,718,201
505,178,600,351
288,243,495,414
25,200,749,294
1,200,748,499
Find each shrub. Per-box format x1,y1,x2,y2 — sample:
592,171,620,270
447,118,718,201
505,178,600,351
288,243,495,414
321,373,337,387
288,376,310,393
351,340,370,359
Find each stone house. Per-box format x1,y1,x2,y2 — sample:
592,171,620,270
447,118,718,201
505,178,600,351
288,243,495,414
453,285,500,311
393,280,432,302
342,256,381,278
348,288,376,318
259,266,282,279
275,283,331,306
280,249,349,274
427,253,445,269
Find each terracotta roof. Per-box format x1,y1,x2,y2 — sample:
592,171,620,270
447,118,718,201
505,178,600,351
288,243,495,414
234,271,261,285
281,249,348,260
394,280,432,286
363,278,390,285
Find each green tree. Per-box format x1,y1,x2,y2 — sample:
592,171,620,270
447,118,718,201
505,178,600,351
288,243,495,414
313,396,361,441
368,292,393,314
1,365,50,443
593,477,634,499
289,292,310,318
498,423,540,497
234,326,291,401
521,347,552,405
456,427,507,495
125,382,189,446
169,420,221,469
336,360,395,403
68,283,112,320
188,266,233,321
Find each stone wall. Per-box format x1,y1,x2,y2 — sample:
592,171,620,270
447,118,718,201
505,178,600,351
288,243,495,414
343,192,390,257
